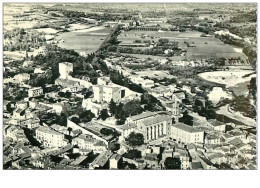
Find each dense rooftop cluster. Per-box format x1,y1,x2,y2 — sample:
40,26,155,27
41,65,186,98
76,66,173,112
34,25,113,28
3,3,256,170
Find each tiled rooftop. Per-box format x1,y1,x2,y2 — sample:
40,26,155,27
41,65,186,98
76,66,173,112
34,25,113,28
139,114,171,127
129,111,156,121
172,123,203,133
36,126,63,136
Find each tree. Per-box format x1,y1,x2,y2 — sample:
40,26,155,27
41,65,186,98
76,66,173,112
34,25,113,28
118,161,137,169
107,46,117,52
248,77,256,101
99,109,109,121
217,163,232,170
230,95,256,119
141,92,164,111
179,111,193,126
115,102,126,124
71,116,80,124
100,128,113,136
58,92,65,97
58,113,68,126
195,99,204,107
109,99,117,116
72,107,95,123
6,102,15,113
116,117,126,125
123,149,142,159
164,157,181,169
122,100,143,117
108,142,120,152
108,36,118,45
172,117,176,124
126,132,144,147
68,127,72,135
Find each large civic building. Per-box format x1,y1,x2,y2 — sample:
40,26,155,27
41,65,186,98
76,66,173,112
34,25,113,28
126,111,172,142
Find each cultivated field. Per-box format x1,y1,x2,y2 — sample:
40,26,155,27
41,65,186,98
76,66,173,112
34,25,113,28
135,70,175,79
118,30,247,60
56,26,111,54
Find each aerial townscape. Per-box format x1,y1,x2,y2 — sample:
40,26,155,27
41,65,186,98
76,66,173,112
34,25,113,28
3,3,257,170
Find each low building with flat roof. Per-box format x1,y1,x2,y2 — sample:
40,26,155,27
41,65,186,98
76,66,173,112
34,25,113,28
208,119,226,132
89,150,113,169
72,134,107,153
109,154,123,169
170,123,204,144
28,87,43,98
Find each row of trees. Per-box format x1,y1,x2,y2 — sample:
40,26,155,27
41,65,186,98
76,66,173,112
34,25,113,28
60,9,133,21
118,46,182,57
122,150,181,169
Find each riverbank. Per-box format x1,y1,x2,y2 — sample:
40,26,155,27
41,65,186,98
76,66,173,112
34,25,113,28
216,104,256,127
198,70,256,88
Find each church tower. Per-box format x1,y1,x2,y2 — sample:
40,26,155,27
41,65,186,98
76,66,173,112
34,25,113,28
172,95,181,123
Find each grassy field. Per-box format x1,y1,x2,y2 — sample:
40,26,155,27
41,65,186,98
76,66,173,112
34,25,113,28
118,30,247,60
135,70,175,79
56,26,111,54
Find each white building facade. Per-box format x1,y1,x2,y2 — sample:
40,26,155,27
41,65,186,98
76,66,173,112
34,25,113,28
170,123,204,144
93,85,121,103
59,62,73,79
35,126,68,148
28,87,43,98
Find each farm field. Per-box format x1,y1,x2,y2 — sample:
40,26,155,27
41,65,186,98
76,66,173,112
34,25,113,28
34,28,60,34
118,30,247,60
135,70,175,79
55,26,111,54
